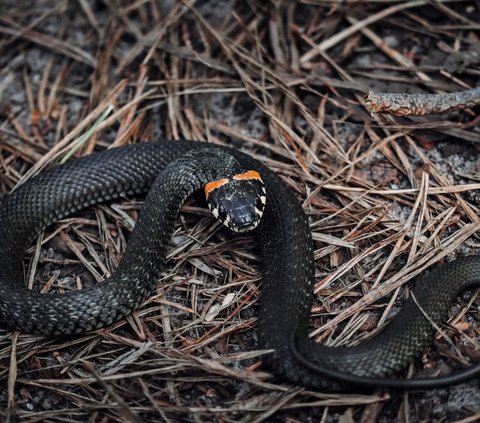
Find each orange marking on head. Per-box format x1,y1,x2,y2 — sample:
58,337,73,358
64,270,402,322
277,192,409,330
205,178,229,198
233,170,262,182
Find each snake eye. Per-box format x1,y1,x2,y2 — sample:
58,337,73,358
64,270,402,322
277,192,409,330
205,171,266,232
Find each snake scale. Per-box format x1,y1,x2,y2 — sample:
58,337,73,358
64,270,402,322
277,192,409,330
0,140,479,389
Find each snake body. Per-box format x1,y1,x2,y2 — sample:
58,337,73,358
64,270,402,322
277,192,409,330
0,140,479,389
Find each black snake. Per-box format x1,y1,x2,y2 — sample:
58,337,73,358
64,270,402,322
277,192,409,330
0,140,479,389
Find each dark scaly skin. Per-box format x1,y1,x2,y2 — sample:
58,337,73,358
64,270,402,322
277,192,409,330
0,140,479,389
290,256,480,389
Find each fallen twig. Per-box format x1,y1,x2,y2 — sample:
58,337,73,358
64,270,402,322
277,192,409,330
365,88,480,116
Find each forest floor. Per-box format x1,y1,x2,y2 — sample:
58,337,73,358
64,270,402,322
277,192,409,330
0,1,480,422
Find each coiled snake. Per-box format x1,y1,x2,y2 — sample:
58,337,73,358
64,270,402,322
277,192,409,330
0,141,479,389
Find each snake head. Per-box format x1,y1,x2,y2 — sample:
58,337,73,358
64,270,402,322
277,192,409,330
205,170,266,233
